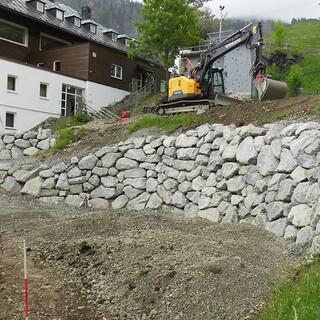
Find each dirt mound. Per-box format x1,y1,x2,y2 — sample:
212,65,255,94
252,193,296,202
0,195,297,320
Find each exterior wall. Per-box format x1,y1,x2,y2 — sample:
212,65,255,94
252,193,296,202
180,43,254,96
0,58,85,133
28,43,90,80
89,43,166,92
85,81,129,111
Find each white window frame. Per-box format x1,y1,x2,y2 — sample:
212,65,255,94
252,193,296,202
111,64,123,80
53,60,61,72
36,1,45,13
0,19,28,47
40,82,49,99
56,9,64,21
90,24,97,34
74,17,81,28
111,33,118,42
5,112,16,130
37,62,44,67
7,75,18,93
39,32,70,51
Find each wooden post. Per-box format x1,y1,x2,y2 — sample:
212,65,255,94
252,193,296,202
23,240,30,320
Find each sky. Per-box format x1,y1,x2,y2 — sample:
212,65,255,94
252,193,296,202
205,0,320,22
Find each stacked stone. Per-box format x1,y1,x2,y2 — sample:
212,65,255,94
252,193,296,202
0,128,55,160
2,121,320,253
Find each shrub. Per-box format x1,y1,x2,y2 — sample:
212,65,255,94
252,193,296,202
286,65,303,96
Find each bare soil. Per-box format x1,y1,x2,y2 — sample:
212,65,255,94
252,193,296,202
0,194,297,320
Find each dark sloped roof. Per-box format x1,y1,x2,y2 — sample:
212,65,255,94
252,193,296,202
0,0,129,53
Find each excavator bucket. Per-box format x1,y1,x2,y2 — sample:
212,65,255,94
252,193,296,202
255,76,288,101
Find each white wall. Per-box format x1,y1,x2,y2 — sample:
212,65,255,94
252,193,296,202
0,59,86,133
85,81,129,111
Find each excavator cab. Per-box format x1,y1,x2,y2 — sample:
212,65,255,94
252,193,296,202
205,68,225,99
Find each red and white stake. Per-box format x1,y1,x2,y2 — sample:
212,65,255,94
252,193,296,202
23,240,30,320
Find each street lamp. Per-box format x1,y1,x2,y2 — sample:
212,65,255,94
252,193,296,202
219,5,225,41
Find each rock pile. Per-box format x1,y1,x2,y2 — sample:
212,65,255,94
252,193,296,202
2,121,320,252
0,128,55,160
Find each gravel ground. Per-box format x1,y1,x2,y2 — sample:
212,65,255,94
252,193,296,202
0,194,297,320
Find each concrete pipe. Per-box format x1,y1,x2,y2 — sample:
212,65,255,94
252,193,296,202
255,77,288,101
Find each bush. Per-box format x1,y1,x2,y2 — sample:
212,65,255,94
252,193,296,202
53,127,87,151
286,65,303,96
57,113,93,130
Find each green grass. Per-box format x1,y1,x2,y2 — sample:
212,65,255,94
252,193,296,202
56,113,93,131
53,127,87,151
315,105,320,116
257,110,289,125
260,259,320,320
127,114,206,134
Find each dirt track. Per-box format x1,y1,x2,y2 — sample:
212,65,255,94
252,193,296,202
0,194,297,320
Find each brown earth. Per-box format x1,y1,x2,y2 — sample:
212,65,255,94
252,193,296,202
0,194,297,320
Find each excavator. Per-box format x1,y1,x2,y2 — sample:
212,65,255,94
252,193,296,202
152,23,288,115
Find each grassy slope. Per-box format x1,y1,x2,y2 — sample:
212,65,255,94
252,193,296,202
269,21,320,94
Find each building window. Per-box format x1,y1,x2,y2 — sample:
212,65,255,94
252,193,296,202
37,62,44,68
111,64,123,80
40,33,69,50
40,83,48,98
7,76,17,92
53,60,61,72
56,10,64,21
36,1,45,13
74,17,81,27
90,24,97,34
111,33,117,41
5,112,15,129
0,19,28,46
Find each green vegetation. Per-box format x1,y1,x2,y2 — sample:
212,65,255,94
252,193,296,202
128,114,206,134
130,0,200,69
56,113,93,130
53,127,87,151
268,21,288,55
286,65,303,97
315,105,320,116
257,110,289,125
260,259,320,320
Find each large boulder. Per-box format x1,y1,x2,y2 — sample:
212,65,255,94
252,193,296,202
78,155,98,170
289,204,313,227
257,145,279,176
116,158,138,170
175,134,198,148
21,177,43,196
236,137,257,164
1,177,21,193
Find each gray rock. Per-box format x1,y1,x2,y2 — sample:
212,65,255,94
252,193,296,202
90,198,109,210
13,169,40,183
112,195,129,209
284,225,298,241
122,168,146,179
296,226,314,245
37,129,51,140
56,173,69,191
197,124,211,138
146,193,163,209
177,148,199,160
95,146,118,158
311,236,320,255
14,139,30,149
52,162,67,174
67,167,82,178
40,189,59,197
123,186,143,199
21,177,43,196
173,160,195,172
292,182,310,204
102,153,122,168
222,207,239,224
146,178,158,193
163,178,178,191
91,186,116,199
124,149,146,162
175,134,198,148
277,149,297,173
127,192,150,210
184,203,198,218
116,158,138,170
11,146,24,159
37,138,50,150
198,208,221,222
236,137,257,164
23,131,37,140
157,185,172,205
266,202,287,221
178,181,192,194
1,177,21,193
222,162,240,179
92,167,109,177
198,195,212,210
277,179,295,201
265,218,287,237
271,139,282,159
3,135,15,144
192,176,206,191
39,169,54,178
65,195,82,207
226,176,245,193
39,197,64,204
23,147,39,157
69,184,83,194
163,136,176,147
231,195,244,206
195,155,209,166
29,139,39,147
42,177,56,189
69,176,86,184
257,145,279,176
78,155,98,170
297,153,315,169
88,175,100,187
123,178,146,189
101,176,118,188
0,150,11,160
187,167,203,181
172,191,188,208
289,204,313,227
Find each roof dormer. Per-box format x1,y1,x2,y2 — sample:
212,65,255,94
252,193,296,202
117,35,132,47
82,20,98,34
103,29,119,42
26,0,45,13
46,6,65,21
65,14,82,28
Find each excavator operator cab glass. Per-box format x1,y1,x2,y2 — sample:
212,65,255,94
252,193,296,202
212,69,224,95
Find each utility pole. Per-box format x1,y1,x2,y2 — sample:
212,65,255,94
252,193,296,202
219,5,225,41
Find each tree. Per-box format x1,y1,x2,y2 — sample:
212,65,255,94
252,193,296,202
270,21,288,54
198,7,219,39
130,0,200,71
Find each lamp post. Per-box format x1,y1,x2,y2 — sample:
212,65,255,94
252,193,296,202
219,5,225,41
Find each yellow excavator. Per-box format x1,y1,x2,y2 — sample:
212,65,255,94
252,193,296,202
153,23,288,115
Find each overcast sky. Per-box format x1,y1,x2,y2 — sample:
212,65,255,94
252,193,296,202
204,0,320,22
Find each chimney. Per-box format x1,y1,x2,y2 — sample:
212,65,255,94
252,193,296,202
81,6,92,20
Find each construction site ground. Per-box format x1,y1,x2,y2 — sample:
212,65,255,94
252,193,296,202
0,194,297,320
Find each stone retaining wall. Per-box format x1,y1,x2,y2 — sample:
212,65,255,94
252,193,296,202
0,129,55,160
2,121,320,253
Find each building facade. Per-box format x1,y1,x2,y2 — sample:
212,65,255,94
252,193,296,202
0,0,166,133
